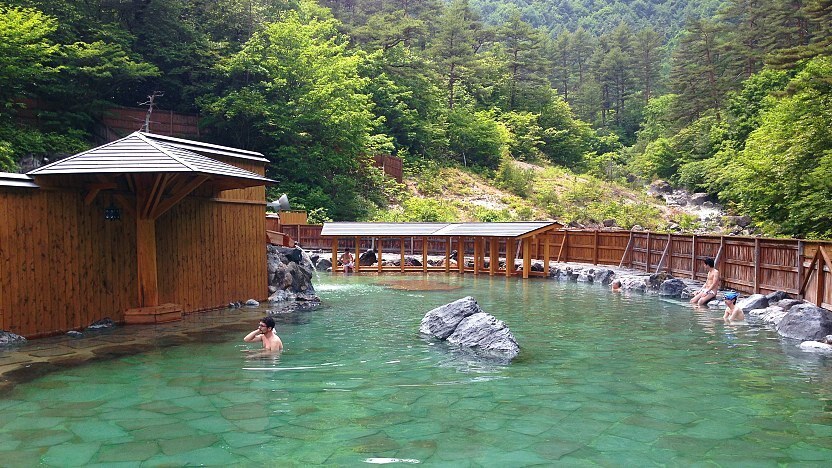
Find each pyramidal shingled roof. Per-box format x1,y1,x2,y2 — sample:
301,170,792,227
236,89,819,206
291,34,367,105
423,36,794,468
28,132,273,183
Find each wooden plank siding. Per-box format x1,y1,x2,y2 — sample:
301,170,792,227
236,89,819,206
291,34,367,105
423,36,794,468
1,178,267,338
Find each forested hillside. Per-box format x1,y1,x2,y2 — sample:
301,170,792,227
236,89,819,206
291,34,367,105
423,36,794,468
1,0,831,237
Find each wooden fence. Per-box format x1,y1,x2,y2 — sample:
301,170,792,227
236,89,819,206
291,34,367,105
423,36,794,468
372,155,403,183
272,222,832,307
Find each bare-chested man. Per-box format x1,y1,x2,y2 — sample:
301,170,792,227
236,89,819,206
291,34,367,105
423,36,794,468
243,316,283,352
690,257,720,306
722,291,744,322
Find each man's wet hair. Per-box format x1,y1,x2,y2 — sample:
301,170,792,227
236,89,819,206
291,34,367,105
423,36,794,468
262,316,275,329
704,257,715,267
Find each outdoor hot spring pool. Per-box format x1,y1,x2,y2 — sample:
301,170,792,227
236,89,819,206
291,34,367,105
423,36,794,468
2,274,832,466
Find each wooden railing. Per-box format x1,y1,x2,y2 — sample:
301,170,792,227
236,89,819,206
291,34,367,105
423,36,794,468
267,220,832,308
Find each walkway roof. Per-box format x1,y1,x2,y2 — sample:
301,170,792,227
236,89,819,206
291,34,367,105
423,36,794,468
321,222,561,239
27,132,273,185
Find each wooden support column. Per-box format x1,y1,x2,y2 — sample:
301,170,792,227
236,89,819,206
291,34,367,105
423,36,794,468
136,218,159,307
445,237,451,273
473,237,481,275
377,237,383,274
522,238,531,279
667,234,674,276
331,238,338,274
355,236,361,273
422,236,428,273
458,237,465,274
593,230,599,265
489,238,498,276
506,238,515,277
796,240,805,299
645,232,652,272
400,238,405,273
753,237,761,293
543,235,551,276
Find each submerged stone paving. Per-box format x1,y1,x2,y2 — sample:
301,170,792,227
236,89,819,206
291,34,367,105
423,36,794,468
0,306,269,395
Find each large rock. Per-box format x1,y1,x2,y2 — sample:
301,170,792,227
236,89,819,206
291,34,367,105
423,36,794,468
315,258,332,272
0,330,26,346
359,249,377,266
648,272,671,289
775,304,832,341
765,291,790,303
420,296,482,340
593,268,616,285
267,244,318,300
659,278,687,297
446,313,520,360
737,294,769,312
747,306,788,326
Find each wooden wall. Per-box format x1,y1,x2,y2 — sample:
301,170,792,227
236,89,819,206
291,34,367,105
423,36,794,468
1,171,267,338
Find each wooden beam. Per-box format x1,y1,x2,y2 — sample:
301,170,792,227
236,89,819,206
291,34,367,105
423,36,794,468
473,237,480,275
522,239,531,279
798,249,821,298
458,237,465,274
691,235,697,279
150,175,209,220
543,235,550,276
83,182,118,206
556,231,567,263
489,238,498,276
144,173,171,219
646,231,652,272
377,237,383,274
817,246,832,307
422,236,428,273
655,234,671,274
355,236,361,273
619,231,634,268
331,238,338,274
506,238,515,277
668,234,675,276
444,237,451,273
400,238,405,273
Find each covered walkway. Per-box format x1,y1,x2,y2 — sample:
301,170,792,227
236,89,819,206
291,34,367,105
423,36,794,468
320,222,562,278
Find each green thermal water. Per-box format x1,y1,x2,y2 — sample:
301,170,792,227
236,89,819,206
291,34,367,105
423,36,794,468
2,274,832,466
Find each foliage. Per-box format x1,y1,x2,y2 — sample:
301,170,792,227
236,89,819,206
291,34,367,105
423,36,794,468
372,197,459,222
721,57,832,238
495,156,534,197
446,108,506,168
0,5,58,106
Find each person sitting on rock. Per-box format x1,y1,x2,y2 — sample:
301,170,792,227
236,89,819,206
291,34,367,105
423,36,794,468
722,292,744,322
339,248,355,273
690,257,720,306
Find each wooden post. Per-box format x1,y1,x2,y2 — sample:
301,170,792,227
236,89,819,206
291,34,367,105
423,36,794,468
136,218,158,307
691,235,697,279
422,236,428,273
593,230,599,265
543,234,551,276
645,232,652,272
444,237,451,273
619,231,633,268
377,237,383,274
522,238,531,279
655,234,671,274
400,237,405,273
506,238,515,277
473,237,481,275
355,236,361,273
796,240,805,300
458,237,465,274
331,238,338,274
754,237,761,293
489,238,498,276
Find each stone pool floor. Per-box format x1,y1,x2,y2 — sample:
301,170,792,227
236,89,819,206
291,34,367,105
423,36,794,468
0,306,269,395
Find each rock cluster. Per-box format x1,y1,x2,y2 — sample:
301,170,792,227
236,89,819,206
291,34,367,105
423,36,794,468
267,245,320,305
0,330,27,347
420,296,519,361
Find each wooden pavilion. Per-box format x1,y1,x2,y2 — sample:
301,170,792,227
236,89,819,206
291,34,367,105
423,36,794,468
1,132,272,337
321,222,563,278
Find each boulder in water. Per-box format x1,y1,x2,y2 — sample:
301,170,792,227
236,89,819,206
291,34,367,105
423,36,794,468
420,297,519,361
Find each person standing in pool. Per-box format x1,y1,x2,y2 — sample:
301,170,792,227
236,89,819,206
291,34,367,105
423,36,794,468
690,257,720,306
723,292,744,322
244,316,283,351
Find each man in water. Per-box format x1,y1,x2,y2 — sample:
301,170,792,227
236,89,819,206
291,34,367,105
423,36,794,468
243,316,283,351
690,257,720,305
723,292,744,322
